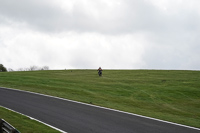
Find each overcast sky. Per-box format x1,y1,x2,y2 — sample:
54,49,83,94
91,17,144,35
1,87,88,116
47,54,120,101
1,0,200,70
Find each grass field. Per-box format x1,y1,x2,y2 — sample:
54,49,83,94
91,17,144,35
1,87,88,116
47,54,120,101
0,70,200,130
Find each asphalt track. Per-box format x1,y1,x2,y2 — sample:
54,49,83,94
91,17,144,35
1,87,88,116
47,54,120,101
0,87,199,133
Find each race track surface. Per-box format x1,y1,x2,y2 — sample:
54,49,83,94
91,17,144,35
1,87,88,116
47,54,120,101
0,87,199,133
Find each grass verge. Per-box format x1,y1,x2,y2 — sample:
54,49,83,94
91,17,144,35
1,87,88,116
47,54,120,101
0,106,60,133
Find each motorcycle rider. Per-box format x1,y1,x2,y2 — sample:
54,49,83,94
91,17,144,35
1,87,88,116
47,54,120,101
97,67,103,76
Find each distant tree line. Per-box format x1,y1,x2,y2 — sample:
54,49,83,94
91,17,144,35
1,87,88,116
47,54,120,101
0,64,7,72
0,64,49,72
17,65,49,71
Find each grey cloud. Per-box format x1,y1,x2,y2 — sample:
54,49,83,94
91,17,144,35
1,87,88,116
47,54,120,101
1,0,200,70
0,0,65,32
0,0,170,34
1,0,200,35
141,30,200,70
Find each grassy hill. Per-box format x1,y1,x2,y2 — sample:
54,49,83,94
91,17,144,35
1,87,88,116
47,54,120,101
0,70,200,129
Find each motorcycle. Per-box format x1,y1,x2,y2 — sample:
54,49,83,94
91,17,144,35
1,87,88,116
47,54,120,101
98,70,102,76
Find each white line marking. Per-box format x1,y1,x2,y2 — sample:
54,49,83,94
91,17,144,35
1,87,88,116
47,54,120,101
0,105,67,133
1,87,200,131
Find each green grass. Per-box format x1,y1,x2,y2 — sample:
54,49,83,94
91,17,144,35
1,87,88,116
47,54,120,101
0,107,59,133
0,70,200,129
